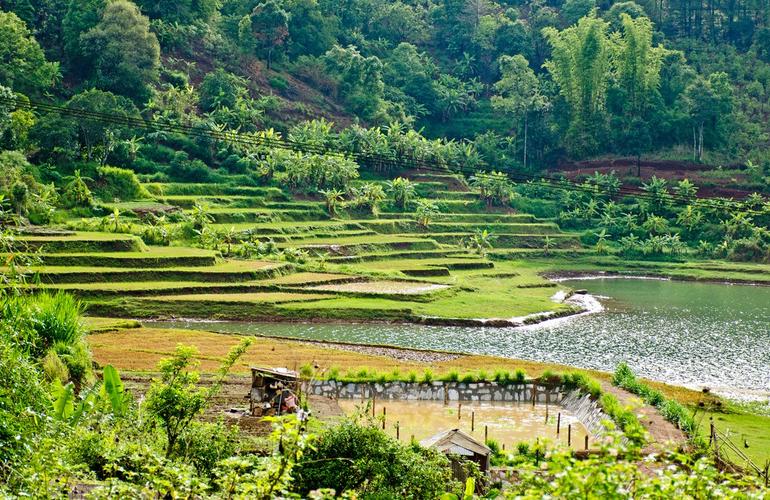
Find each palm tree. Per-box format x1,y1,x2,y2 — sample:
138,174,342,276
103,208,122,233
415,199,439,228
467,229,494,257
222,227,239,256
358,183,386,216
595,229,610,255
673,178,698,203
642,215,669,235
386,177,416,211
62,170,94,208
642,176,671,213
124,136,144,162
543,235,553,256
319,189,345,217
676,205,704,233
190,203,213,231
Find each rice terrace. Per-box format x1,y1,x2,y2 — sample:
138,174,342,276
2,0,770,497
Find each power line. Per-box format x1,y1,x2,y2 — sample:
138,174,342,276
2,95,766,218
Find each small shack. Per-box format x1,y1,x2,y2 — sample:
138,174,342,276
249,367,300,417
420,428,492,477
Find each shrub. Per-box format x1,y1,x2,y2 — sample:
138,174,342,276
268,75,289,91
0,338,49,472
293,418,456,498
442,369,460,382
421,368,434,383
95,166,150,202
41,350,69,382
177,421,239,477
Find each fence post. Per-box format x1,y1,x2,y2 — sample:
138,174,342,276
458,403,462,420
557,413,561,436
471,411,475,432
382,407,386,430
568,424,572,447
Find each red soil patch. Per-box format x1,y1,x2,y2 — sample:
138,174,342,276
551,158,755,198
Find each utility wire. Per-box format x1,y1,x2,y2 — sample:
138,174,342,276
2,95,767,217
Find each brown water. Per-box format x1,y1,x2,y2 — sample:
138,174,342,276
336,400,590,450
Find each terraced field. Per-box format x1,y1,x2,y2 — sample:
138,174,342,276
7,171,591,325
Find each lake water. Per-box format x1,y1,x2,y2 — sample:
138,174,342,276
147,278,770,400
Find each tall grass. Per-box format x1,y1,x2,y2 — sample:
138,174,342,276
32,292,86,352
613,363,698,438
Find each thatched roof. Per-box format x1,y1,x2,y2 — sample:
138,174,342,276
420,429,491,457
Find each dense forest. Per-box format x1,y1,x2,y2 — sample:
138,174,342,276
2,0,770,175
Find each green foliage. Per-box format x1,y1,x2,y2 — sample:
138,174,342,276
134,0,218,24
145,338,251,457
95,165,150,202
506,437,766,498
415,198,439,227
386,176,416,210
199,68,248,113
238,0,289,70
0,336,48,473
0,10,59,94
80,0,160,102
293,417,455,498
613,363,700,438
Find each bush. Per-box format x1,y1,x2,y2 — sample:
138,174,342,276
0,337,49,472
293,418,456,498
268,75,289,92
95,166,150,201
177,421,239,477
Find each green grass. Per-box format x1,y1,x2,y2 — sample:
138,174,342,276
697,409,770,465
148,292,336,303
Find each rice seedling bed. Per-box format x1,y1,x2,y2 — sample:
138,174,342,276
147,292,336,303
14,232,146,253
306,280,450,295
145,183,288,199
325,249,469,263
29,261,290,284
261,272,362,285
30,246,219,268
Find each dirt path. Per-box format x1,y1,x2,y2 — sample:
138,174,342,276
600,382,688,453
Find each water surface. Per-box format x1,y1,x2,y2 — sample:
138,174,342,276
147,278,770,399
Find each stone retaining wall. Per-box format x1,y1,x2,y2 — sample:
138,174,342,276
305,380,566,404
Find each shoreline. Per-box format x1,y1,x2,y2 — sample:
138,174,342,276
542,269,770,287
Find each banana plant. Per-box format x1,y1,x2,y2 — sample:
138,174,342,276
51,364,127,423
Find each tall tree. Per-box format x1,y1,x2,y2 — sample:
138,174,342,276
134,0,219,24
492,55,549,169
683,72,733,161
239,0,289,70
543,13,611,157
66,89,140,164
61,0,104,71
0,10,59,95
80,0,160,102
610,14,667,171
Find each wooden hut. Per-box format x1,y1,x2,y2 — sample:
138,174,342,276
249,366,300,417
420,428,492,475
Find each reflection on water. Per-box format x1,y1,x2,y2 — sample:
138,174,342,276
335,400,588,449
146,279,770,399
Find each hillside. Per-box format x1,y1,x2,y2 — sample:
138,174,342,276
3,0,770,498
